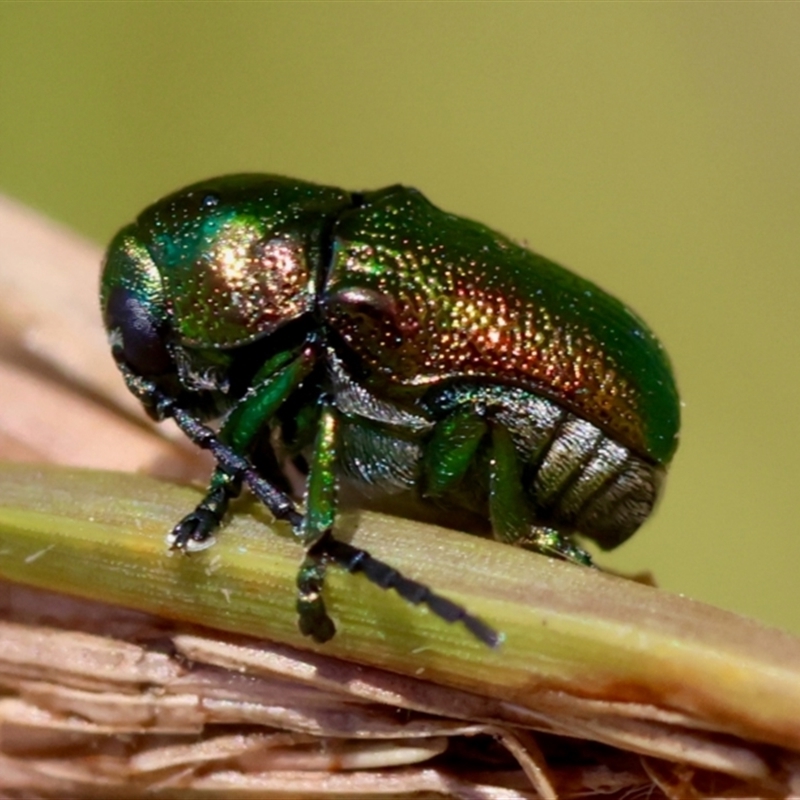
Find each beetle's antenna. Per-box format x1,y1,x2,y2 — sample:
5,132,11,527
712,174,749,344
309,530,502,648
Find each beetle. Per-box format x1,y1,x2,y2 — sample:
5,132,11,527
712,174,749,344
101,174,680,647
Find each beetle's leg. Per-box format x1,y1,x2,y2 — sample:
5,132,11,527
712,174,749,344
487,424,533,542
421,407,527,533
168,467,242,552
113,356,303,530
295,401,339,642
516,527,594,567
168,351,316,551
297,403,501,646
161,405,302,529
488,425,594,567
420,406,488,497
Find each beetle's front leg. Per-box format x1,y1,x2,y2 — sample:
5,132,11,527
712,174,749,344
168,466,242,551
169,350,315,552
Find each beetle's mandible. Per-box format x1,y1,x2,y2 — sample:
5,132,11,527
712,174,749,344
101,174,680,646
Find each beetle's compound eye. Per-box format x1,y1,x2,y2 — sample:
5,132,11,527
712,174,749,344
105,286,173,377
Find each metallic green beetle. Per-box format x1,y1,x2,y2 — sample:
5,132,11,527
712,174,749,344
101,174,680,646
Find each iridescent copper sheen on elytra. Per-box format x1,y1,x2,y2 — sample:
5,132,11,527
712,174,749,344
326,186,679,464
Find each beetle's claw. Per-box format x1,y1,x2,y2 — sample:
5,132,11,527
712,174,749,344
168,509,219,553
296,583,337,642
297,602,337,643
296,550,337,642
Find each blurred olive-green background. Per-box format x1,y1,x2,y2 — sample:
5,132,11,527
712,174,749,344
2,4,798,635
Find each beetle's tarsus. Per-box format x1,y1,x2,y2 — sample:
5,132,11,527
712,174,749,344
168,508,219,552
523,528,596,568
296,554,337,642
318,534,502,648
297,600,337,643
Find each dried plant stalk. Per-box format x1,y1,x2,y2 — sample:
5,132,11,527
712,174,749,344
1,194,800,798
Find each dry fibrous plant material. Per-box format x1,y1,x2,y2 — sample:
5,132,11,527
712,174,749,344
1,580,799,800
1,195,800,798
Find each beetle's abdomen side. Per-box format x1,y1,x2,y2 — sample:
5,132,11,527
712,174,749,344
323,185,680,467
428,383,661,550
532,415,661,548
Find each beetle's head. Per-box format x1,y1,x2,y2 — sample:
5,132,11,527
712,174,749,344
101,175,345,418
101,223,210,419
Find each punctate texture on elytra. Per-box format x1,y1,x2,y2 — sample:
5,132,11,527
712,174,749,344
101,174,680,646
